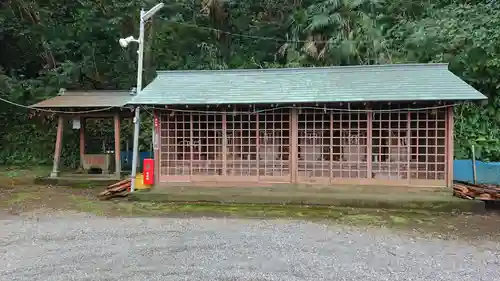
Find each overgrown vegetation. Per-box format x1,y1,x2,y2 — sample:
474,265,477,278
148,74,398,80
1,0,499,165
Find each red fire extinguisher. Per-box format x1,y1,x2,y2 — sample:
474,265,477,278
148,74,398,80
143,158,154,185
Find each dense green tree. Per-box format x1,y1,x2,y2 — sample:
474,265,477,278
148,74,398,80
0,0,498,165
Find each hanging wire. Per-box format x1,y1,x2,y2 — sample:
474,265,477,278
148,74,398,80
141,106,154,116
146,103,457,115
0,96,118,114
167,21,314,43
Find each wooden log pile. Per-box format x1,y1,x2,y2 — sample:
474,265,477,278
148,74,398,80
98,178,131,200
453,181,500,201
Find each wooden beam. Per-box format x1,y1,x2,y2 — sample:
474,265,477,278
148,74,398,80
329,110,334,183
290,108,298,184
222,112,227,176
50,115,64,178
407,111,411,183
114,113,122,177
79,117,85,170
367,108,373,180
75,111,135,118
447,106,454,188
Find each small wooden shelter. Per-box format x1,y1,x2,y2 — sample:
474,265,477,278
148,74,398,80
129,63,486,188
31,89,134,179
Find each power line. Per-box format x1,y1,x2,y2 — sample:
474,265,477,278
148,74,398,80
0,96,117,114
148,104,456,114
168,21,326,44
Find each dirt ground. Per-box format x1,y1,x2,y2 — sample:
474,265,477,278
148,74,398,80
0,166,499,241
0,182,499,241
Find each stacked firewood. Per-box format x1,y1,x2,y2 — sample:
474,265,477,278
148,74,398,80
453,182,500,201
98,179,131,200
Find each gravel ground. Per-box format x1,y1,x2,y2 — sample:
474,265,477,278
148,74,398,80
1,214,499,281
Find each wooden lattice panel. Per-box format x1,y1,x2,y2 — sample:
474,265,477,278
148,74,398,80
409,108,447,181
191,112,223,177
158,104,450,186
297,108,330,182
159,111,190,179
226,111,258,177
159,108,290,182
372,111,410,180
159,111,223,181
331,111,369,180
258,108,290,180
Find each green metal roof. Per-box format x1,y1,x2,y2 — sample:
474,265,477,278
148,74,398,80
129,64,486,105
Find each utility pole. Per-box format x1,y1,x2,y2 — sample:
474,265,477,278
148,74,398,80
119,3,164,192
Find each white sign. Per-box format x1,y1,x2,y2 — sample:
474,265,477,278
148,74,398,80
72,118,81,130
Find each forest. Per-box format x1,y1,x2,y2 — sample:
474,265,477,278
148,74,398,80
1,0,499,167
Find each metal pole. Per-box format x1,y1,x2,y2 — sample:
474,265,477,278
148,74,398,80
130,9,145,192
471,144,477,184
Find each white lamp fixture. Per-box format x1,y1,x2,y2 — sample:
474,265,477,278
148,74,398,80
118,36,139,48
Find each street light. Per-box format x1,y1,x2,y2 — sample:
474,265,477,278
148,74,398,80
119,3,164,192
119,36,139,48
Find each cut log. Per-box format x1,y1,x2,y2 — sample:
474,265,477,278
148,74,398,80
479,193,493,201
453,181,500,202
454,185,469,194
107,178,131,189
98,179,132,200
99,191,129,200
108,182,130,192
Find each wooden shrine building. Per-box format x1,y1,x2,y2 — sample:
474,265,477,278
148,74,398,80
129,64,486,188
31,89,134,179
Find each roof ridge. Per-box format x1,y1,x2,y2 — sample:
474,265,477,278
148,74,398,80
156,63,449,75
64,90,131,92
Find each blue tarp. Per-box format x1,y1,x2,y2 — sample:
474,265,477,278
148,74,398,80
120,151,153,170
454,159,500,185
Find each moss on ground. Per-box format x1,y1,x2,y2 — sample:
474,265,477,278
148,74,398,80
1,166,499,240
129,189,480,213
2,184,500,239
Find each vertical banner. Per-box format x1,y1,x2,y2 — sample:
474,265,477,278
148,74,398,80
153,110,160,150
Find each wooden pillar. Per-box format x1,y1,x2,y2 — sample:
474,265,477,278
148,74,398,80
222,112,227,176
114,113,121,178
190,112,194,178
50,115,64,178
446,106,454,188
366,108,373,180
329,111,334,183
290,108,298,183
407,111,411,183
79,117,85,170
255,112,260,179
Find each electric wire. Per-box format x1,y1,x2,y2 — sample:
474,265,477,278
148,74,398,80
146,103,457,115
0,96,117,114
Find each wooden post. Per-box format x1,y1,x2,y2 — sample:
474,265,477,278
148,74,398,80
367,109,373,180
190,112,194,177
407,111,411,183
447,106,454,187
472,144,477,185
255,112,260,179
329,111,334,183
50,115,64,178
290,108,298,183
114,113,121,178
79,117,85,170
222,112,227,176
